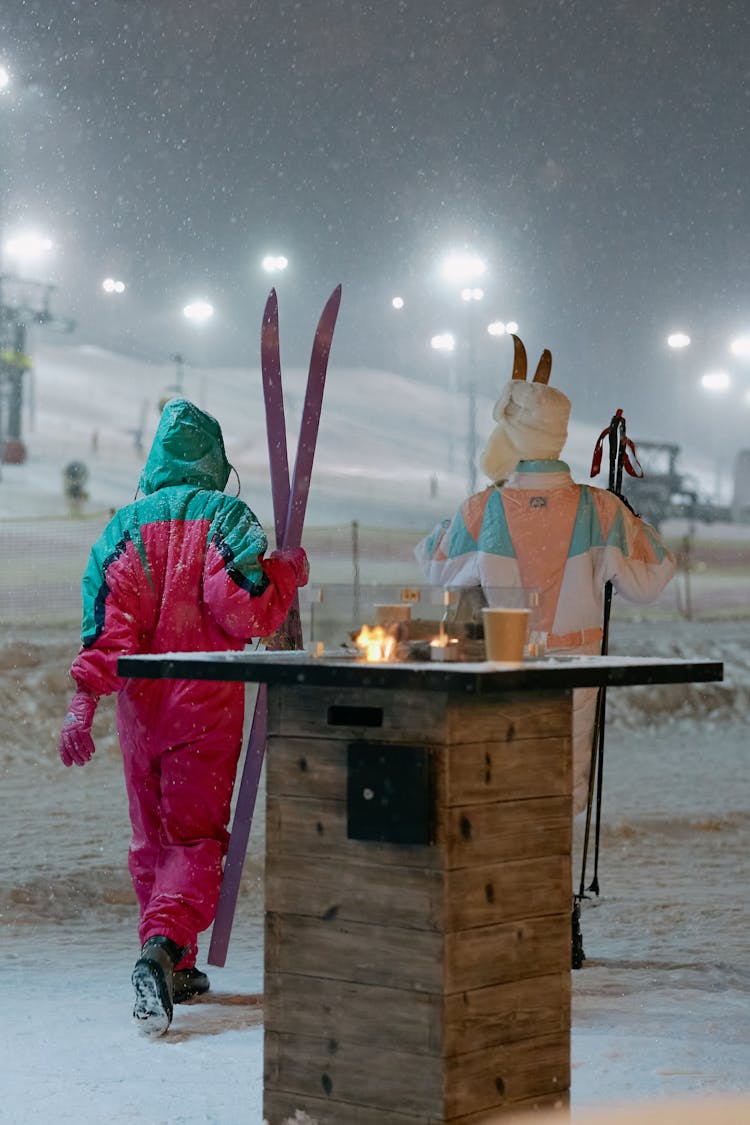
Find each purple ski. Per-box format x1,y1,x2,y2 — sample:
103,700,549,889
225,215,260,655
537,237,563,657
208,285,341,966
261,288,291,549
283,285,341,550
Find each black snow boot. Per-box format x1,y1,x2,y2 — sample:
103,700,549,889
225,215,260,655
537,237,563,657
172,966,210,1004
131,935,185,1038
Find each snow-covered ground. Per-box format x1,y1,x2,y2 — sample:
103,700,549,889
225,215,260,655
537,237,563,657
2,621,749,1123
1,343,749,1122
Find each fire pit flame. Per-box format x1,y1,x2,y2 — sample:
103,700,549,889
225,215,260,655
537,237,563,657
354,624,396,663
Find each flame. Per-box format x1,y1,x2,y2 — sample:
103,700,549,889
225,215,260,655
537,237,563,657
354,624,395,662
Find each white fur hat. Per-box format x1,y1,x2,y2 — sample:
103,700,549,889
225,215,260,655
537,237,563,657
479,378,571,482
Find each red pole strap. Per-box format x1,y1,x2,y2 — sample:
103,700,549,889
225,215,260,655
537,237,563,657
590,409,644,483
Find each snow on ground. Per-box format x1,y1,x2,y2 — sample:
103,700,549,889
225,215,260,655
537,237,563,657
1,343,749,1122
1,620,748,1124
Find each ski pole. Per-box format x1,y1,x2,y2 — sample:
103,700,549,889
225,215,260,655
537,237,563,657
588,411,627,894
573,409,630,968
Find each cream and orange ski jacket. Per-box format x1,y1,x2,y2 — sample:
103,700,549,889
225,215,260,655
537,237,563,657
416,459,676,654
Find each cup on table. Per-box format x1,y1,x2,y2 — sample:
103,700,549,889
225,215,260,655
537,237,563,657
481,607,529,662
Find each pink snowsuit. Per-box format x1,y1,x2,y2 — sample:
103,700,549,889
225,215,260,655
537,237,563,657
69,399,302,966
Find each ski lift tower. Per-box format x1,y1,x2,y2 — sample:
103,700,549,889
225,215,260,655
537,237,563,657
0,273,75,465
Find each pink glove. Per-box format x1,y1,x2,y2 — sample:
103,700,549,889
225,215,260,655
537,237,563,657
270,547,309,588
59,690,99,767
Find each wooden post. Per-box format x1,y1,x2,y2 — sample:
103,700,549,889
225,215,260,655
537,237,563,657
263,683,573,1123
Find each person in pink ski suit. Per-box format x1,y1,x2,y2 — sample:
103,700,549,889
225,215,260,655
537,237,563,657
416,340,676,814
58,398,308,1036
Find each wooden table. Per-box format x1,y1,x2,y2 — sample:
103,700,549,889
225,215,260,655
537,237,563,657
119,651,723,1124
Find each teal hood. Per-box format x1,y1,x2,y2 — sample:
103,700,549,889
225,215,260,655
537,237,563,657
139,398,232,495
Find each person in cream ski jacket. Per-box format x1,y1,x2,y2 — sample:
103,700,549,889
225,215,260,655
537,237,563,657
416,339,675,814
58,398,308,1037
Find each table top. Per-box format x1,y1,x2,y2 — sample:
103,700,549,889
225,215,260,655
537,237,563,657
118,650,724,695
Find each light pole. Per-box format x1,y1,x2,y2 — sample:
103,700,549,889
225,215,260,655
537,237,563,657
438,251,488,494
431,332,457,473
0,61,9,238
1,228,56,463
700,370,730,502
389,295,406,371
461,286,484,493
178,299,215,406
664,329,691,448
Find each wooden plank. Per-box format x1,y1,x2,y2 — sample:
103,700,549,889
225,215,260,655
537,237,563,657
448,1089,570,1123
445,855,571,930
266,793,444,870
265,971,441,1055
266,734,448,812
265,971,569,1058
264,1089,570,1125
445,738,571,805
268,685,571,746
443,973,571,1055
264,1029,444,1117
265,911,570,994
266,854,444,930
268,684,449,743
263,1089,440,1124
264,1030,568,1120
266,735,349,801
445,692,571,745
445,797,571,868
265,911,443,992
444,1033,570,1119
267,733,571,806
266,793,569,870
267,853,569,931
445,914,571,992
266,738,445,828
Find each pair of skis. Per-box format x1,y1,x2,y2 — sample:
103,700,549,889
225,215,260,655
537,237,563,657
208,284,342,967
572,409,643,969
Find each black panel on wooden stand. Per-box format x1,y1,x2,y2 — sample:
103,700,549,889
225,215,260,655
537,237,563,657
347,742,434,845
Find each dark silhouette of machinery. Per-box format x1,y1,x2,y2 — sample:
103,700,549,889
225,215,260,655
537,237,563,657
625,441,732,529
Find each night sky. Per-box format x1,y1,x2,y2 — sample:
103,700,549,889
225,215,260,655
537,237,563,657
2,0,749,460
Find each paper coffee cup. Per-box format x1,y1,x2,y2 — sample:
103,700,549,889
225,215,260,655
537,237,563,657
481,608,529,662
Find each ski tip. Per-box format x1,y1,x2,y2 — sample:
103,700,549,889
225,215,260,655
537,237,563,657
313,285,343,344
326,283,343,310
